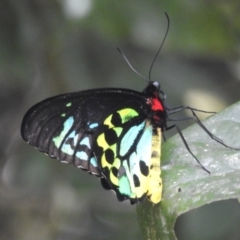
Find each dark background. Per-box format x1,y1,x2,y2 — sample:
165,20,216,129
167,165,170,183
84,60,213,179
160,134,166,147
1,1,240,240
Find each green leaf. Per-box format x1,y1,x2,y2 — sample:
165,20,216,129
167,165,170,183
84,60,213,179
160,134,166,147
137,101,240,240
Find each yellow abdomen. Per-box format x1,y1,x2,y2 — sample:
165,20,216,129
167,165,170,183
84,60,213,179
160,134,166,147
147,128,162,204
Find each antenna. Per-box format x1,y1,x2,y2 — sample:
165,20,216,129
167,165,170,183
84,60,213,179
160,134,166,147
117,48,148,82
148,12,170,81
117,13,170,83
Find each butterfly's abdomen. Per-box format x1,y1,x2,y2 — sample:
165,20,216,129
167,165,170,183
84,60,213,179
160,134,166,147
147,127,162,204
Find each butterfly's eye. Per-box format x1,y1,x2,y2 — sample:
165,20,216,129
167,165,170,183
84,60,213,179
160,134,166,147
152,81,160,91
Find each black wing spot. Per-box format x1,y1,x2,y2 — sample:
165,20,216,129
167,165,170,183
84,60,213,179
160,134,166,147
105,129,118,146
133,174,140,187
111,112,122,126
105,149,114,164
140,160,149,176
111,167,118,178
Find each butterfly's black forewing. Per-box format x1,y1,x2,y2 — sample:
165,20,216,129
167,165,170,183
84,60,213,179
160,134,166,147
21,88,149,175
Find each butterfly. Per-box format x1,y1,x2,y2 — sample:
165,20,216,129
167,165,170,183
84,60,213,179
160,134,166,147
21,81,167,204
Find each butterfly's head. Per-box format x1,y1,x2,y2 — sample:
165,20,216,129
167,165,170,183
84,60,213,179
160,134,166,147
153,81,166,101
143,81,166,101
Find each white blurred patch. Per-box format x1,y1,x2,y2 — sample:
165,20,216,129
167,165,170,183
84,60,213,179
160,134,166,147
183,89,227,120
61,0,92,19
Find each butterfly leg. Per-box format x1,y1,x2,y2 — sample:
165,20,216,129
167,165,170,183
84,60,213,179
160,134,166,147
166,105,216,115
171,108,240,150
173,124,210,174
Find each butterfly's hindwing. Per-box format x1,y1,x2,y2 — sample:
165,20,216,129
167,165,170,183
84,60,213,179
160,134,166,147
94,107,162,203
